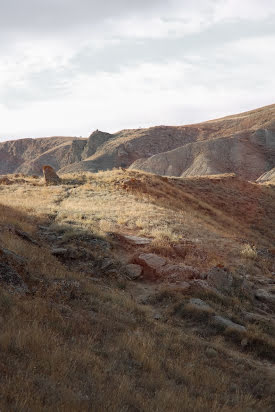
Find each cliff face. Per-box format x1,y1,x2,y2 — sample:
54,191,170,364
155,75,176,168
1,103,275,180
0,137,87,175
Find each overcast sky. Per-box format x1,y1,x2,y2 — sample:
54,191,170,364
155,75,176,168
0,0,274,140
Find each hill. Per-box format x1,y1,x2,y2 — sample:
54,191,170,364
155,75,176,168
1,103,275,181
0,169,274,410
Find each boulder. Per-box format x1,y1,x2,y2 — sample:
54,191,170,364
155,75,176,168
125,264,143,280
42,165,61,185
135,253,166,278
207,267,233,292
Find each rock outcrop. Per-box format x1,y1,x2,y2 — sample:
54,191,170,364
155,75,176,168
43,165,61,185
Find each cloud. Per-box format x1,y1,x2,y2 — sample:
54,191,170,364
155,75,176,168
0,1,274,139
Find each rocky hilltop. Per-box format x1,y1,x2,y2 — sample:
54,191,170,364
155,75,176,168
1,103,274,180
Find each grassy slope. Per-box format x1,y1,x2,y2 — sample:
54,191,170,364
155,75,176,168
0,171,274,411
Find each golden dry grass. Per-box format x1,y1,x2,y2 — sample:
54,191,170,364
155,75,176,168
0,171,274,410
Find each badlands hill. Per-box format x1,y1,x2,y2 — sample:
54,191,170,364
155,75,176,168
1,103,274,180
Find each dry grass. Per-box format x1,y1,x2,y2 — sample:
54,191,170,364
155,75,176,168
0,171,274,410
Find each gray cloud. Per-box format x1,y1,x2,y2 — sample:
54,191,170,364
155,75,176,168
0,0,171,33
0,0,274,138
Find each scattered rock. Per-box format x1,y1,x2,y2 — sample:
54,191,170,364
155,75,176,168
165,281,191,293
52,248,68,257
101,258,115,271
255,289,275,305
13,228,39,245
207,267,233,292
135,253,166,278
160,264,200,280
122,235,152,245
241,338,248,348
125,264,143,280
240,278,254,299
205,347,218,358
43,165,61,185
189,279,224,299
0,247,26,265
212,315,246,333
189,298,212,311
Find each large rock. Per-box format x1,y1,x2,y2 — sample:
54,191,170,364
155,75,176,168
42,165,61,185
135,253,166,278
207,267,233,292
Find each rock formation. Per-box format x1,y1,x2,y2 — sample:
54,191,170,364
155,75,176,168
43,165,61,185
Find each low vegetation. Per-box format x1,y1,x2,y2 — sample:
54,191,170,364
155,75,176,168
0,170,274,411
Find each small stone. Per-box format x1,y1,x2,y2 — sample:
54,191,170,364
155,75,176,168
101,258,114,271
160,264,200,279
255,289,275,305
241,338,248,347
212,315,247,333
189,298,212,311
52,248,68,256
205,347,218,358
167,281,191,293
189,279,224,299
123,235,152,245
125,264,143,280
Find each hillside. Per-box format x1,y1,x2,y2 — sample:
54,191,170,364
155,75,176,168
129,130,275,181
0,170,274,410
1,103,275,181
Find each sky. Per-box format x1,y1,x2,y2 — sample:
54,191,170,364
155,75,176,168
0,0,275,140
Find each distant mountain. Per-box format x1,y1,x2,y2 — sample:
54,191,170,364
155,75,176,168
0,103,274,180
